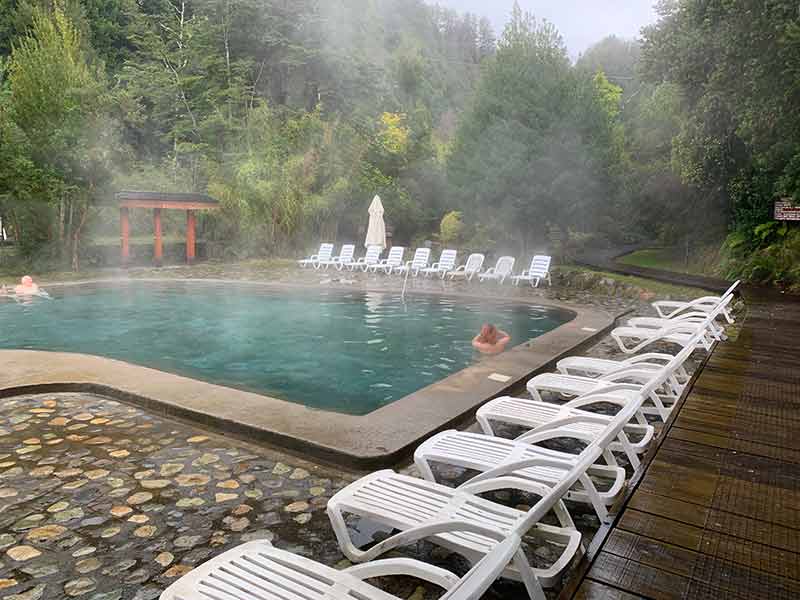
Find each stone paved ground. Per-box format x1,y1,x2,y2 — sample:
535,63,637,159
0,392,358,600
0,390,623,600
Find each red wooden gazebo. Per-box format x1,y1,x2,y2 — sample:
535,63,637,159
116,191,219,266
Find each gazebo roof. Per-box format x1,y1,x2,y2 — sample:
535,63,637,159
115,191,220,210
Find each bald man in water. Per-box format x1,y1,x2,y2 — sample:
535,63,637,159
14,276,39,296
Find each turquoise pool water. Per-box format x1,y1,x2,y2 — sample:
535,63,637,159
0,282,572,414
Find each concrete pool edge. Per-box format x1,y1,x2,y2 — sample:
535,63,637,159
0,281,621,468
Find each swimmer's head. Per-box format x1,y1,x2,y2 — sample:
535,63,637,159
478,323,498,345
21,276,33,286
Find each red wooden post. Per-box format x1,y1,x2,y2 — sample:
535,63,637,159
186,210,196,264
153,208,163,266
120,207,130,267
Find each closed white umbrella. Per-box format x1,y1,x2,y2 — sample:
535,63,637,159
365,195,386,249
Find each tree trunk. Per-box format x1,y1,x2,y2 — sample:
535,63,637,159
58,195,65,244
71,204,89,272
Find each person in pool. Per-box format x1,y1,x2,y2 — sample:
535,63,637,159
472,323,511,355
14,275,39,296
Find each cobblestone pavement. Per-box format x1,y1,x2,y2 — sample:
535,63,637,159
0,393,358,600
0,392,610,600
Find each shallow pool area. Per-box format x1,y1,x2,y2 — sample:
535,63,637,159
0,282,572,414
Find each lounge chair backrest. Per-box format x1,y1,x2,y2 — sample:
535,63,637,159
410,247,431,268
631,332,701,404
363,245,382,264
441,533,524,600
722,280,740,298
495,256,515,276
438,249,458,270
385,246,405,266
465,253,485,273
338,244,355,262
318,243,334,260
530,255,551,275
514,444,604,532
451,441,604,596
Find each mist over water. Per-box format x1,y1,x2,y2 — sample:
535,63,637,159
0,281,571,414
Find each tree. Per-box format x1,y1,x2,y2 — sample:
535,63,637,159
640,0,800,286
447,3,622,251
8,2,117,269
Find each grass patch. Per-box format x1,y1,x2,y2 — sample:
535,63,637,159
556,265,708,297
618,246,722,277
619,248,688,271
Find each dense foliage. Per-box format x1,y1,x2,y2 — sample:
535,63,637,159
639,0,800,288
0,0,496,265
1,0,798,289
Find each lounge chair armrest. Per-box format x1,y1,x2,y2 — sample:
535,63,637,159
599,368,665,384
670,310,720,320
514,424,600,446
458,477,578,528
525,413,618,433
352,519,506,562
626,353,675,365
344,559,461,590
653,297,719,309
564,386,641,408
452,265,466,272
601,363,662,378
459,473,557,497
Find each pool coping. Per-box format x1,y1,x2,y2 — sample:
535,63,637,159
0,278,623,468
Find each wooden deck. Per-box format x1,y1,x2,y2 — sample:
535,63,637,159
566,290,800,599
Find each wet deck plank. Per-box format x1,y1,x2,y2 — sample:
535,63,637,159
568,290,800,600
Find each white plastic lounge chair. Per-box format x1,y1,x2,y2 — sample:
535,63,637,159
653,280,739,323
159,533,525,600
526,361,686,420
394,247,431,277
611,295,732,354
327,463,591,593
415,425,625,522
479,256,516,284
449,253,485,281
557,352,689,385
415,387,650,522
475,388,654,467
625,312,728,342
351,245,382,271
528,335,702,422
475,336,700,456
422,249,458,278
298,243,333,269
324,244,356,270
368,246,405,274
512,256,552,287
626,287,737,339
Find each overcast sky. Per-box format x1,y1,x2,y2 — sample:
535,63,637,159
436,1,658,57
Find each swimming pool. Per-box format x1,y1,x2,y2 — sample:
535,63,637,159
0,282,572,415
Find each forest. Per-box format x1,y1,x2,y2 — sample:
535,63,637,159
0,1,799,288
